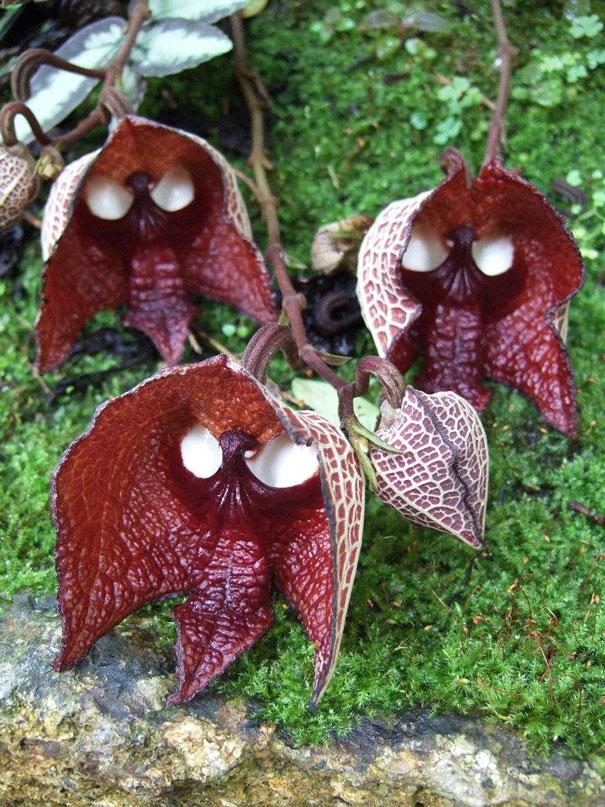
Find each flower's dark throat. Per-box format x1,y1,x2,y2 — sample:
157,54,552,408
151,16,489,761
168,427,323,527
400,225,526,319
126,170,202,244
80,169,204,250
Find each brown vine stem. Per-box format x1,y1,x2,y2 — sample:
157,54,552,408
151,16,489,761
483,0,517,167
0,101,52,147
11,49,106,103
2,0,150,151
230,11,346,393
56,0,149,148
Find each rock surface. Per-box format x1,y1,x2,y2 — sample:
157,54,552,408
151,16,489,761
0,595,603,806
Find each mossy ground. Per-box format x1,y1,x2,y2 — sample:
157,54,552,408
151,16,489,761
1,0,604,759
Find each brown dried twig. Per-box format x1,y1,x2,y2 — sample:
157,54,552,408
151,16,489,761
569,501,605,527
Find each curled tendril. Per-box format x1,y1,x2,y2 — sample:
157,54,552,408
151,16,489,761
241,323,303,382
10,48,106,103
0,101,51,147
314,289,362,334
355,356,406,410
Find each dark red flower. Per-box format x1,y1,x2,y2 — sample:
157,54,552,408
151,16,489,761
357,156,584,437
52,355,365,707
36,116,277,372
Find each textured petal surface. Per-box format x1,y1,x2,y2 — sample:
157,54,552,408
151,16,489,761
371,387,488,548
40,150,99,261
35,221,129,373
53,357,281,672
268,402,365,707
357,157,583,436
53,356,359,706
476,162,584,438
357,194,427,362
123,241,197,364
170,528,273,705
408,301,492,412
37,116,276,370
184,215,276,324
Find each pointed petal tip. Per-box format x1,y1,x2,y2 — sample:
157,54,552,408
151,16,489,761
462,532,486,551
52,644,77,672
168,675,204,707
166,690,186,707
51,656,64,672
308,683,323,713
554,416,579,441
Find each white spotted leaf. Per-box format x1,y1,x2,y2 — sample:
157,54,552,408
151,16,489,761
148,0,248,23
16,17,125,143
131,19,233,77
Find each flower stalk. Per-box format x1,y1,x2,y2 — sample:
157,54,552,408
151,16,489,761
231,12,347,395
483,0,517,166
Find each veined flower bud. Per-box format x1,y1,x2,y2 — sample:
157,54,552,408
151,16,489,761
0,143,40,229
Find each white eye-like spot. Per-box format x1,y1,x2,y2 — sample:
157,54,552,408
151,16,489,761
246,434,320,488
180,425,222,478
150,164,195,212
85,175,134,220
472,234,514,276
400,222,449,272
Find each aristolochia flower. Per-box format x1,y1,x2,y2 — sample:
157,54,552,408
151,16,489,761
370,385,489,549
52,355,364,707
357,154,584,437
36,116,277,372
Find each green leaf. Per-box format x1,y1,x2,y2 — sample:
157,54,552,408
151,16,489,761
409,112,428,130
569,14,603,39
15,17,125,143
148,0,247,23
565,169,582,187
132,19,233,78
290,378,379,431
433,116,462,145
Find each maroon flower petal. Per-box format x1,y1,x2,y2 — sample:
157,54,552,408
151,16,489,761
37,116,276,371
53,357,281,671
407,301,493,412
475,162,584,437
357,157,584,436
170,539,273,705
371,387,488,548
484,294,578,436
184,216,276,324
53,356,364,706
264,404,365,707
269,508,333,700
35,224,128,372
122,242,197,364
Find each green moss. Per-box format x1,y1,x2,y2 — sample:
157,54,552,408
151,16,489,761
1,0,604,758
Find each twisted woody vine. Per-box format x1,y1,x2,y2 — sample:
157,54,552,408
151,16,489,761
0,0,584,707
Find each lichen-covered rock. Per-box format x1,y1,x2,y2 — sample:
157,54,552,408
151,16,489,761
0,595,603,806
